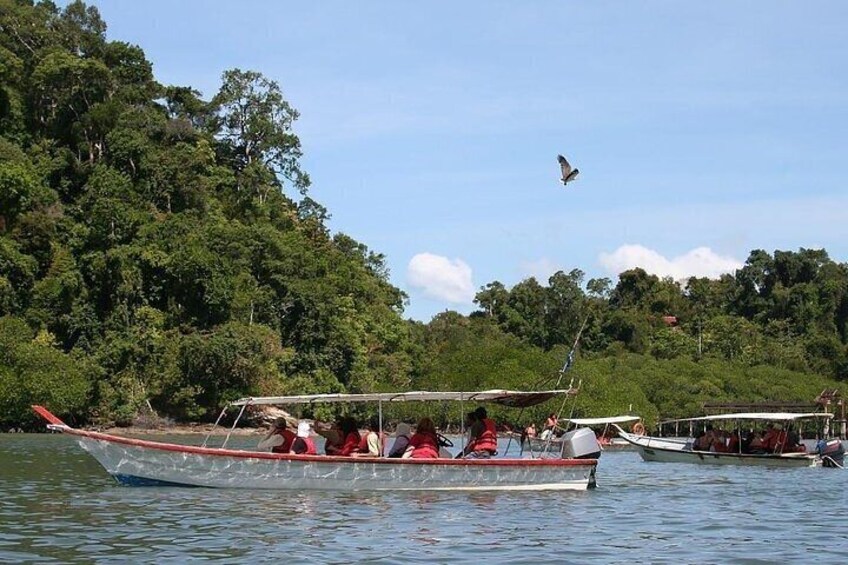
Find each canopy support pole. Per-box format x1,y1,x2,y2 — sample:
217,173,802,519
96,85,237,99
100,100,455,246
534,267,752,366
378,400,384,457
221,401,250,449
503,407,524,457
202,405,230,448
460,396,465,435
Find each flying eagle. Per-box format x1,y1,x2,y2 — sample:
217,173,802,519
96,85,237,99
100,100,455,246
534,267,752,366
557,154,579,185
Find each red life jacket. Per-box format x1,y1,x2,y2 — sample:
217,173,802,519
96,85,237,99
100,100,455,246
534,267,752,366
762,429,778,451
296,436,317,455
303,437,317,455
410,432,440,459
727,434,739,452
357,431,381,456
472,418,498,453
271,429,296,454
339,431,362,456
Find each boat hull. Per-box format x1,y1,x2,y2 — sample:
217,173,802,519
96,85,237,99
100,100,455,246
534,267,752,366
67,429,596,491
615,428,821,468
635,444,819,467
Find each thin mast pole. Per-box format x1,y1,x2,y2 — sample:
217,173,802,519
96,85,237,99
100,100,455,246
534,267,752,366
378,400,384,457
554,315,589,389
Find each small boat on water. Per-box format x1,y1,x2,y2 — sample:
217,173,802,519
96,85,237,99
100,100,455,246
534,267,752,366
32,389,600,491
511,415,642,453
570,416,643,449
615,412,845,468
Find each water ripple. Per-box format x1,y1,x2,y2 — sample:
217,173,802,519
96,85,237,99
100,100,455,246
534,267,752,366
2,435,848,563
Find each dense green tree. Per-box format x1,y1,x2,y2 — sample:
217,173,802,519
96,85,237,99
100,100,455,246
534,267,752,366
0,315,93,428
474,280,509,319
543,269,586,349
502,277,547,348
650,327,696,360
0,157,56,231
0,236,37,314
213,69,309,200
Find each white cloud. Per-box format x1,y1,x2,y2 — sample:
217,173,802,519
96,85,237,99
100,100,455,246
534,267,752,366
599,244,743,280
407,253,475,304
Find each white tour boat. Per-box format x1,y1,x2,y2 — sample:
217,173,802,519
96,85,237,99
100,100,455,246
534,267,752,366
614,412,844,468
32,389,600,491
515,415,642,453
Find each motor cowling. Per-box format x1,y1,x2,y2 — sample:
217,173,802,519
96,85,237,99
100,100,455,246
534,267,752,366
561,427,601,459
817,439,845,468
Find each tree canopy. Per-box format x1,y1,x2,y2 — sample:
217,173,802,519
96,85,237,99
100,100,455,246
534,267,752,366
0,0,412,427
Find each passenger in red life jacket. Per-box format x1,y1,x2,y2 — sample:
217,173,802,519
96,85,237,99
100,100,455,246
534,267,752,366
761,424,778,452
745,430,765,453
461,407,498,459
405,417,440,459
335,417,363,456
784,426,805,453
318,420,344,455
353,420,382,457
290,422,317,455
257,417,296,453
773,427,788,453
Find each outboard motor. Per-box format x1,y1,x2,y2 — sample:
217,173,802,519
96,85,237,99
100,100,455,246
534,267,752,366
816,439,845,468
561,427,601,459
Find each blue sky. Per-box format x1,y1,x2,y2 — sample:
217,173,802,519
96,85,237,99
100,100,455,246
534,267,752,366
85,1,848,321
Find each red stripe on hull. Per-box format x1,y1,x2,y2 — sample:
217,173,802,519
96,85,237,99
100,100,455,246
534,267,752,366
64,428,597,467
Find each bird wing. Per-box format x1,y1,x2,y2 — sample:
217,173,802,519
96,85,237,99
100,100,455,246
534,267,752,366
557,154,573,182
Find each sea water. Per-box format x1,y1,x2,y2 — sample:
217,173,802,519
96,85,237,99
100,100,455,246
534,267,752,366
2,434,847,563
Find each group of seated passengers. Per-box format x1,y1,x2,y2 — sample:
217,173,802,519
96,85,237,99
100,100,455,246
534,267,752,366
743,424,805,453
690,424,805,454
319,417,382,457
392,407,497,459
522,413,561,442
257,417,318,455
691,425,740,453
594,431,617,446
258,407,499,459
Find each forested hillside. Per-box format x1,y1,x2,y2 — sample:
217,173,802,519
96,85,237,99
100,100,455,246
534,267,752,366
0,0,414,427
472,252,848,380
2,1,846,430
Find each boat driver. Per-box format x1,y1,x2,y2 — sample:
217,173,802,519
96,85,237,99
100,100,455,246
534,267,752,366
257,417,296,453
461,407,498,458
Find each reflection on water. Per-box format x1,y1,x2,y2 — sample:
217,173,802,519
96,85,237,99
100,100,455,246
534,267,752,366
2,434,848,563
